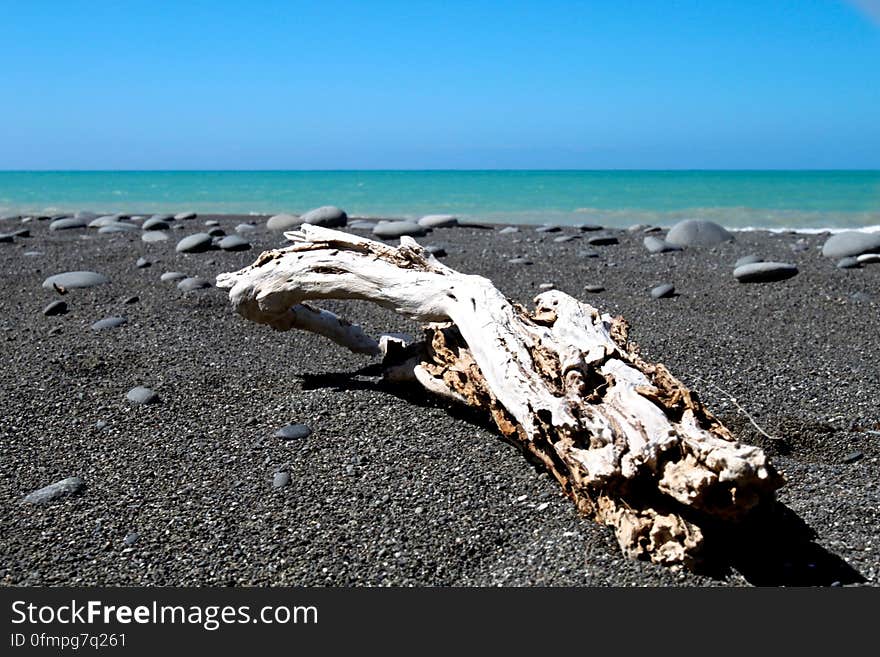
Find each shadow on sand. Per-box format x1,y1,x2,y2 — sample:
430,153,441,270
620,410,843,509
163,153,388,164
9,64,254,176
298,368,866,587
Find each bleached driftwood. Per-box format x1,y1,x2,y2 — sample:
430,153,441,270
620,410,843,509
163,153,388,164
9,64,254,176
217,225,784,569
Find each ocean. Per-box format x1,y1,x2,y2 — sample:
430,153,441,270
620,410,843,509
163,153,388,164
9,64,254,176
1,170,879,231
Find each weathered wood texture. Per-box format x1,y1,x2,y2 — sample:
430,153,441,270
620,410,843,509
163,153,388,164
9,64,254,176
217,225,784,569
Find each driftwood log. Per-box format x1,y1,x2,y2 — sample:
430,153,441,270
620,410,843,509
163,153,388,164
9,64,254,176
216,225,785,569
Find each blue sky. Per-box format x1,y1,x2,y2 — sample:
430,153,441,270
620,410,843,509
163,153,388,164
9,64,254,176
1,0,878,169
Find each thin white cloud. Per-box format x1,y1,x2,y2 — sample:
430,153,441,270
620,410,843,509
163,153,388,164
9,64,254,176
845,0,880,25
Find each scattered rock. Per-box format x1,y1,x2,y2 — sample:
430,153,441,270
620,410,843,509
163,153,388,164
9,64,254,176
498,226,519,234
141,231,169,243
49,217,89,231
98,222,139,234
22,477,85,505
136,257,151,269
207,227,226,237
858,253,880,264
348,220,378,231
266,213,301,231
535,225,561,233
301,205,347,227
174,212,197,221
577,224,604,232
272,472,291,489
218,235,251,251
554,235,579,243
175,233,214,253
160,271,188,283
587,234,619,246
177,277,212,291
733,262,798,283
842,451,863,464
122,295,139,305
821,231,880,259
643,236,681,254
0,233,14,243
41,271,109,290
372,221,427,239
651,283,676,299
42,300,68,316
235,223,258,234
123,532,140,546
88,215,122,228
507,257,533,265
275,424,312,441
665,219,734,247
142,217,170,231
418,214,458,228
91,316,127,331
425,245,447,258
584,284,605,293
126,386,159,405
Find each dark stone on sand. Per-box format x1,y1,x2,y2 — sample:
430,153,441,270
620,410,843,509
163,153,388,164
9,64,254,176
218,235,251,251
49,217,89,231
22,476,85,505
122,295,139,305
843,451,863,464
42,300,68,316
858,253,880,264
266,213,300,231
177,277,212,291
275,424,312,441
498,226,519,234
578,249,600,258
508,257,533,265
536,225,561,233
160,271,188,283
588,234,619,246
584,284,605,293
142,217,170,231
643,236,681,254
126,386,159,405
733,262,798,283
301,205,347,227
426,245,447,258
174,212,197,221
136,257,151,269
141,231,169,243
42,271,109,290
91,316,127,331
0,233,13,243
836,257,861,270
150,214,175,223
208,228,226,238
12,228,30,238
735,254,763,267
372,221,426,239
204,220,220,227
418,214,458,228
175,233,214,253
554,235,579,243
651,283,676,299
577,224,604,232
123,532,140,546
821,231,880,259
272,472,291,489
666,219,734,247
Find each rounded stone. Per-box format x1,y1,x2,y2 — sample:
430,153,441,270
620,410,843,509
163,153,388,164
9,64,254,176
98,222,139,234
175,233,214,253
41,271,109,290
821,231,880,259
733,262,799,283
643,236,681,254
22,477,85,505
372,221,427,239
587,234,619,246
142,217,170,231
272,472,291,489
235,223,258,234
42,300,68,316
218,235,251,251
174,212,197,221
650,283,676,299
665,219,734,247
88,215,123,228
735,254,763,267
584,284,605,293
141,231,169,243
91,316,128,331
418,214,458,228
836,257,861,269
49,217,89,231
160,271,188,283
136,257,151,269
126,386,159,405
177,277,212,291
301,205,347,227
266,213,301,231
274,424,312,441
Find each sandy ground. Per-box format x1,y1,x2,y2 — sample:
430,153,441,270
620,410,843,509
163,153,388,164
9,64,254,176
0,213,877,587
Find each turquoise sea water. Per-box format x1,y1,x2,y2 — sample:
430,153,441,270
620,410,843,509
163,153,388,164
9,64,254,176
1,170,879,230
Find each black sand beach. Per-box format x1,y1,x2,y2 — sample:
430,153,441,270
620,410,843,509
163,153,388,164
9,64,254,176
1,213,877,587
